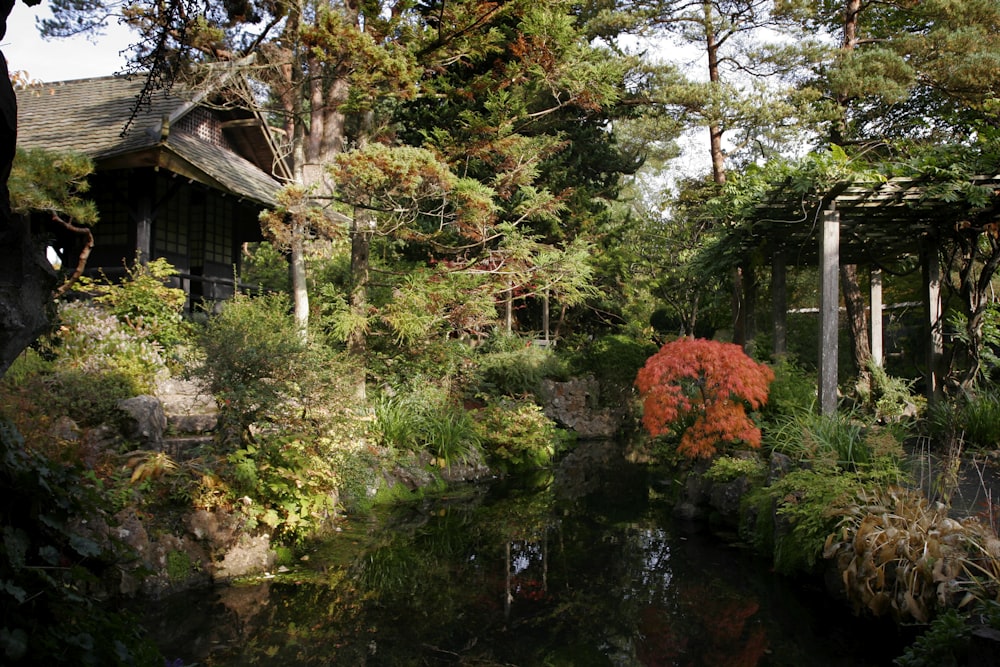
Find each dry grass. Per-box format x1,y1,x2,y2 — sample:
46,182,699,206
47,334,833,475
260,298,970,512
825,485,1000,623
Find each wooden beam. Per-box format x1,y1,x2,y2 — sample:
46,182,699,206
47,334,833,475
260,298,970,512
819,207,840,415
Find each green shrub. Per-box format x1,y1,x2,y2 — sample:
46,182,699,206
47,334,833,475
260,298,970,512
855,360,919,422
762,356,816,419
571,333,657,396
227,433,340,543
240,241,292,293
766,466,860,574
20,301,172,425
2,348,52,388
199,293,309,441
474,342,568,397
474,397,570,472
704,455,766,483
0,420,162,665
78,257,190,349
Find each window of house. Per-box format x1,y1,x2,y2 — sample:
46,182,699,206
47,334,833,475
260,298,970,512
154,178,188,256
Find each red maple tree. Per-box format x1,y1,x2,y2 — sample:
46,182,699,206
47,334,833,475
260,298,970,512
635,338,774,459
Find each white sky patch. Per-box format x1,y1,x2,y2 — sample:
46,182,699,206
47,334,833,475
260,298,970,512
2,4,133,82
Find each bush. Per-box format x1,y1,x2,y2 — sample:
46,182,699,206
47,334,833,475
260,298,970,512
635,338,774,458
855,360,919,422
227,433,341,543
199,293,309,441
474,341,568,398
0,420,162,665
761,356,816,419
571,333,657,397
9,301,172,426
77,257,190,349
474,397,570,472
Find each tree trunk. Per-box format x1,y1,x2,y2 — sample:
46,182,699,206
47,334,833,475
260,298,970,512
704,2,726,186
0,15,57,377
832,1,870,376
840,264,871,374
348,206,372,402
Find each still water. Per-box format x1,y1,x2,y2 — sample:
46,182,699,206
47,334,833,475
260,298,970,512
145,452,908,666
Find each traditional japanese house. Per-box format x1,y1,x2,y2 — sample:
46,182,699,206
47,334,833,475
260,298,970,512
15,71,290,308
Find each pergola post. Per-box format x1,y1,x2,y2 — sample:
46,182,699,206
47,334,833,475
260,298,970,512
870,268,884,367
772,246,787,358
819,206,840,415
923,246,944,402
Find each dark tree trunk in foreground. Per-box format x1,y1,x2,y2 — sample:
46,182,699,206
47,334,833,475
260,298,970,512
0,0,56,378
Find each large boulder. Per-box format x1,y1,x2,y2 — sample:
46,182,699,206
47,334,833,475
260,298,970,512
117,394,167,448
538,376,624,439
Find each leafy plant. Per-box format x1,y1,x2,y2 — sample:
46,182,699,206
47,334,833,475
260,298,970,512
704,455,766,483
227,434,340,543
855,360,919,422
634,338,774,458
0,420,162,665
77,257,190,348
766,466,860,574
198,293,310,442
474,341,569,398
570,333,657,403
474,397,569,472
761,356,816,419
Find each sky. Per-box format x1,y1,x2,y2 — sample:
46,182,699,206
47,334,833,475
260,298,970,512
2,3,132,82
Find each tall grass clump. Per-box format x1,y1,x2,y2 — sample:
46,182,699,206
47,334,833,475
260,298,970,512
767,409,890,471
373,384,481,466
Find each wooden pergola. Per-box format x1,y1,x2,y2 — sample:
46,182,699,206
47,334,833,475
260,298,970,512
736,174,1000,414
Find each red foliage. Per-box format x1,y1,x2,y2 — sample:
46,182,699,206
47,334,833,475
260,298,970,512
634,338,774,459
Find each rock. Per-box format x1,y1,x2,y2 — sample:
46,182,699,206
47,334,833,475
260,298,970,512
538,376,624,439
117,395,167,448
970,626,1000,667
768,451,794,484
709,475,752,518
48,415,79,442
213,533,275,581
187,509,238,550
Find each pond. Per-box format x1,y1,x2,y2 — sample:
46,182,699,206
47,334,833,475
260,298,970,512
144,447,909,666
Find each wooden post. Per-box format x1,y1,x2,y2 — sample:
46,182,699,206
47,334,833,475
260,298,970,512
134,174,153,264
744,261,757,352
819,206,840,415
870,268,884,367
772,246,787,359
923,246,943,402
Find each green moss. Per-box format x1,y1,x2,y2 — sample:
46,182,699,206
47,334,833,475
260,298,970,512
165,549,193,582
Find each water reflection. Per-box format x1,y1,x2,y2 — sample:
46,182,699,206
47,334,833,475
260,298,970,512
146,454,906,666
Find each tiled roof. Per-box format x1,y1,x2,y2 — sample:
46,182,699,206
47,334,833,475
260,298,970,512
15,75,283,206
